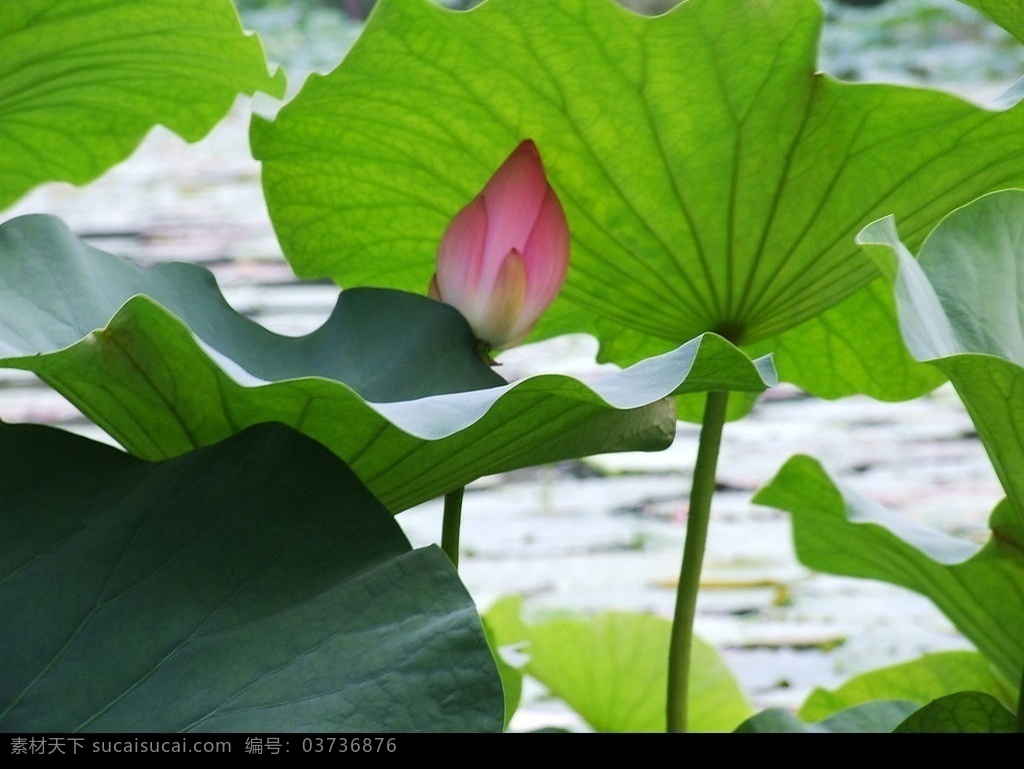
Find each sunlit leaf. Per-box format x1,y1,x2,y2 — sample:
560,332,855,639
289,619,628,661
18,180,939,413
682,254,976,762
253,0,1024,406
0,0,284,209
893,692,1018,733
485,598,752,733
800,651,1010,722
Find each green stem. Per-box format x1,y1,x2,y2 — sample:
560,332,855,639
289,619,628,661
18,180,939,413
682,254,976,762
667,390,730,733
441,487,466,569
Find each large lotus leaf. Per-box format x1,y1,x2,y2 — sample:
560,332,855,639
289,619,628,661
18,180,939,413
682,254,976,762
858,189,1024,526
0,215,775,512
0,0,284,210
0,422,503,732
959,1,1024,44
734,701,917,734
754,455,1024,689
893,692,1018,734
753,278,946,403
485,597,752,733
252,0,1024,405
0,215,504,404
800,651,1011,722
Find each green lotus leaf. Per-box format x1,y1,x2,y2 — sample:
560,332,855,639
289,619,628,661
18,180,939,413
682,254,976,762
485,597,752,733
0,215,775,512
735,701,917,734
0,422,502,732
893,692,1018,733
0,0,284,209
754,455,1024,689
252,0,1024,406
800,651,1011,722
858,189,1024,526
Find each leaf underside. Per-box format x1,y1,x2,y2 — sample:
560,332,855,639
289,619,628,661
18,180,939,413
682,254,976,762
0,215,775,512
755,455,1024,687
254,0,1024,402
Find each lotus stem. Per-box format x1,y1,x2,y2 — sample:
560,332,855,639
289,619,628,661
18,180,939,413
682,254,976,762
667,389,730,733
441,487,466,569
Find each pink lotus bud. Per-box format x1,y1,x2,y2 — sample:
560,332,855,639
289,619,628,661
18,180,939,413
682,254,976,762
429,140,569,350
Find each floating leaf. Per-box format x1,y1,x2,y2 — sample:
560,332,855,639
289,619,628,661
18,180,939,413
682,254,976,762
485,598,752,733
893,692,1018,733
252,0,1024,405
0,422,502,732
755,456,1024,688
800,651,1011,722
0,215,775,512
0,0,284,209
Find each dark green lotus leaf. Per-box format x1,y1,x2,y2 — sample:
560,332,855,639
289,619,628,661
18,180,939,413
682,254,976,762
0,214,504,403
858,189,1024,526
800,651,1011,722
893,692,1018,734
735,701,917,734
0,0,284,209
754,455,1024,689
253,0,1024,406
0,215,775,512
0,422,502,732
